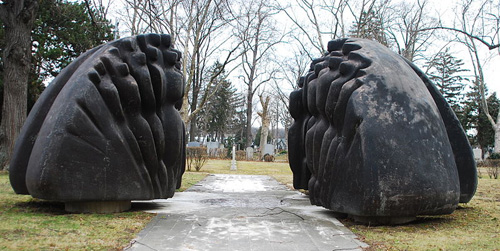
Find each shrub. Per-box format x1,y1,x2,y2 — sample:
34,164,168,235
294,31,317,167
488,152,500,159
235,150,246,161
208,148,227,159
484,159,500,179
186,147,208,172
263,154,275,162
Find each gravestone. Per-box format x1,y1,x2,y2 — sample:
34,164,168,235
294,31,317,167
9,34,186,213
246,147,254,160
206,141,220,157
187,142,201,147
262,144,274,156
288,38,477,224
473,148,482,161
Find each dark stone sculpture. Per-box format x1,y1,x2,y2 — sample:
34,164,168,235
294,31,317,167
9,34,186,212
289,38,477,224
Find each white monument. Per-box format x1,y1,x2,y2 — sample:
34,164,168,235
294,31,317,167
230,144,237,170
473,148,482,161
246,147,254,160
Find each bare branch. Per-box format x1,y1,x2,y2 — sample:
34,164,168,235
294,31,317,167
420,26,499,50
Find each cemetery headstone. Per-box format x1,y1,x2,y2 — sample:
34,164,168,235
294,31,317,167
206,141,220,157
473,148,482,161
263,144,274,156
246,147,254,160
187,142,201,147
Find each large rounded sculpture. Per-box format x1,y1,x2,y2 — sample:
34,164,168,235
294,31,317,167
289,38,477,224
9,34,186,213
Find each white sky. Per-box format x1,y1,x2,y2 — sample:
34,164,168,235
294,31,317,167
106,0,499,97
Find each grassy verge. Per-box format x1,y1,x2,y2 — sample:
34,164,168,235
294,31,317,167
188,161,500,250
3,159,498,250
177,171,209,192
189,159,293,188
340,173,500,250
0,171,153,250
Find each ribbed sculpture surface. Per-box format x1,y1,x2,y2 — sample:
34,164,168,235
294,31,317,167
289,38,477,224
9,34,186,212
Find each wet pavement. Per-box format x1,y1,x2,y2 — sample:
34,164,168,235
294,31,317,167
126,174,368,251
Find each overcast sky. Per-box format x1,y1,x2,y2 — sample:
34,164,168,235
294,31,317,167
108,0,499,95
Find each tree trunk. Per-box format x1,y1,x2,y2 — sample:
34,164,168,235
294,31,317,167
188,56,200,142
258,95,270,160
494,114,500,154
259,118,270,159
245,83,253,147
0,0,39,170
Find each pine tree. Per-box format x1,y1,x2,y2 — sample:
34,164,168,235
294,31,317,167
478,93,499,151
461,80,482,145
461,80,499,152
426,48,468,117
198,62,243,143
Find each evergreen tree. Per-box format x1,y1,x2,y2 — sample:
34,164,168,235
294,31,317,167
460,80,482,145
478,93,499,151
426,48,468,117
461,80,499,152
198,62,244,143
0,0,114,120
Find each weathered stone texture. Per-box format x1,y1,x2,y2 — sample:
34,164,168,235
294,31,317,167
289,38,477,221
10,34,185,202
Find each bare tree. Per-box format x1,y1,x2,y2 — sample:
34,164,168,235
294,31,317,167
271,46,310,150
424,0,500,151
347,0,393,46
119,0,243,141
278,0,350,58
236,0,284,147
0,0,39,169
455,0,500,152
385,0,438,62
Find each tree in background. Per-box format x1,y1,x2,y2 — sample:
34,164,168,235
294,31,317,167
385,0,437,62
0,0,113,170
423,0,500,152
257,94,270,159
425,47,468,117
197,63,242,143
29,0,113,109
350,8,389,46
0,0,39,169
461,81,499,155
461,80,482,144
478,94,500,153
236,0,283,147
119,0,242,130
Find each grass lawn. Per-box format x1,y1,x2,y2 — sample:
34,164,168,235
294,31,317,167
2,159,499,250
0,171,154,250
189,160,500,250
340,169,500,250
195,159,293,187
0,159,291,250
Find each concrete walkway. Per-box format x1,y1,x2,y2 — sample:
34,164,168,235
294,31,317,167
126,174,368,251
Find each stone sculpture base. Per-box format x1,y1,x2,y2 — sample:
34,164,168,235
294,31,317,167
65,201,132,213
351,215,417,225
